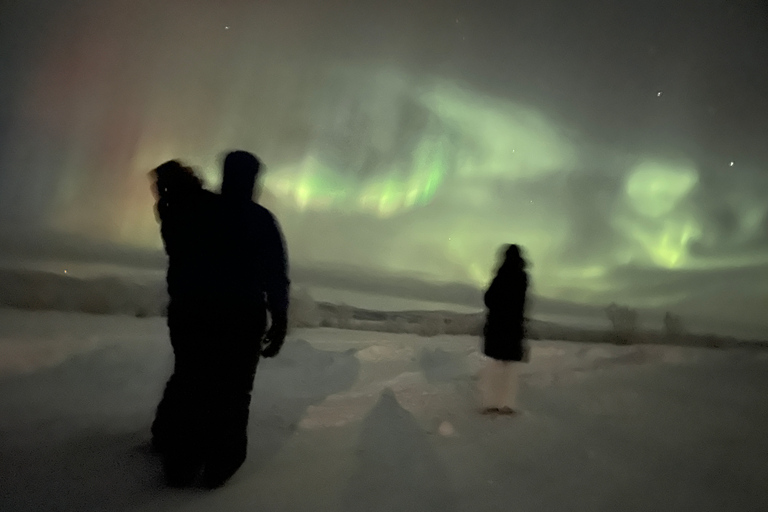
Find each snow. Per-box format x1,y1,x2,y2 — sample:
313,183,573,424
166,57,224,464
308,286,481,314
3,265,768,345
1,307,767,511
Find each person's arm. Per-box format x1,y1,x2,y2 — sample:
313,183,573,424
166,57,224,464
262,211,290,316
260,211,290,357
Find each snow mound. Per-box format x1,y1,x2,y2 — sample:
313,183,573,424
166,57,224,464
256,338,360,401
356,344,415,362
418,347,470,384
1,311,768,512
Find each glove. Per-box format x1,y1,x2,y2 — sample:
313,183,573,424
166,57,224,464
261,313,288,358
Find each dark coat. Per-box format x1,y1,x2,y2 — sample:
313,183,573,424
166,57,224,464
213,198,290,314
151,163,290,486
482,263,529,361
158,187,220,301
157,186,289,315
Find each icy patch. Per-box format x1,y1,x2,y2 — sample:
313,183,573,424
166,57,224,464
355,344,415,362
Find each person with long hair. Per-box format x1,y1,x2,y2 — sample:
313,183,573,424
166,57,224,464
479,243,530,415
149,160,221,484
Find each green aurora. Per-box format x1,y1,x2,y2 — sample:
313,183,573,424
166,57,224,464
0,0,766,337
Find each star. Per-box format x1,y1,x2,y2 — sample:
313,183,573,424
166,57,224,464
656,91,663,97
729,161,734,167
225,26,230,30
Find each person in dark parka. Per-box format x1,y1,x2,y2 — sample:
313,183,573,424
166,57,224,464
200,150,290,488
149,152,290,488
479,243,529,414
149,160,221,483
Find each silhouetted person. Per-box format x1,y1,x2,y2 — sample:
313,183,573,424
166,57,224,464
479,244,529,415
149,152,290,488
201,150,289,488
149,160,220,482
150,160,221,485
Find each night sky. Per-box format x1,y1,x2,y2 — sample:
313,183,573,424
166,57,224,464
0,0,767,335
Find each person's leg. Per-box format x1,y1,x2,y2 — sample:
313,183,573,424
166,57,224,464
490,360,511,410
151,371,182,453
160,368,206,487
478,358,493,412
156,302,207,486
498,362,519,414
152,303,187,453
200,355,257,488
200,303,265,488
479,358,505,412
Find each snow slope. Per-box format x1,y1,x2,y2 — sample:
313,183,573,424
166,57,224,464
1,308,767,511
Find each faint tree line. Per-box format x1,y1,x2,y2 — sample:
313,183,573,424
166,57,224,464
604,303,686,344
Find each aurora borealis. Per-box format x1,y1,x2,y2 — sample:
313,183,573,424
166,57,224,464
0,0,767,336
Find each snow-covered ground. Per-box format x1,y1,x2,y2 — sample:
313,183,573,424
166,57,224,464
1,307,767,511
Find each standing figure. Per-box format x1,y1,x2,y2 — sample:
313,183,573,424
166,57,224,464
479,243,529,415
200,150,290,488
149,151,290,489
149,160,220,484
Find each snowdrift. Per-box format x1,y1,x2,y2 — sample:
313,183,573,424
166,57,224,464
1,309,767,512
